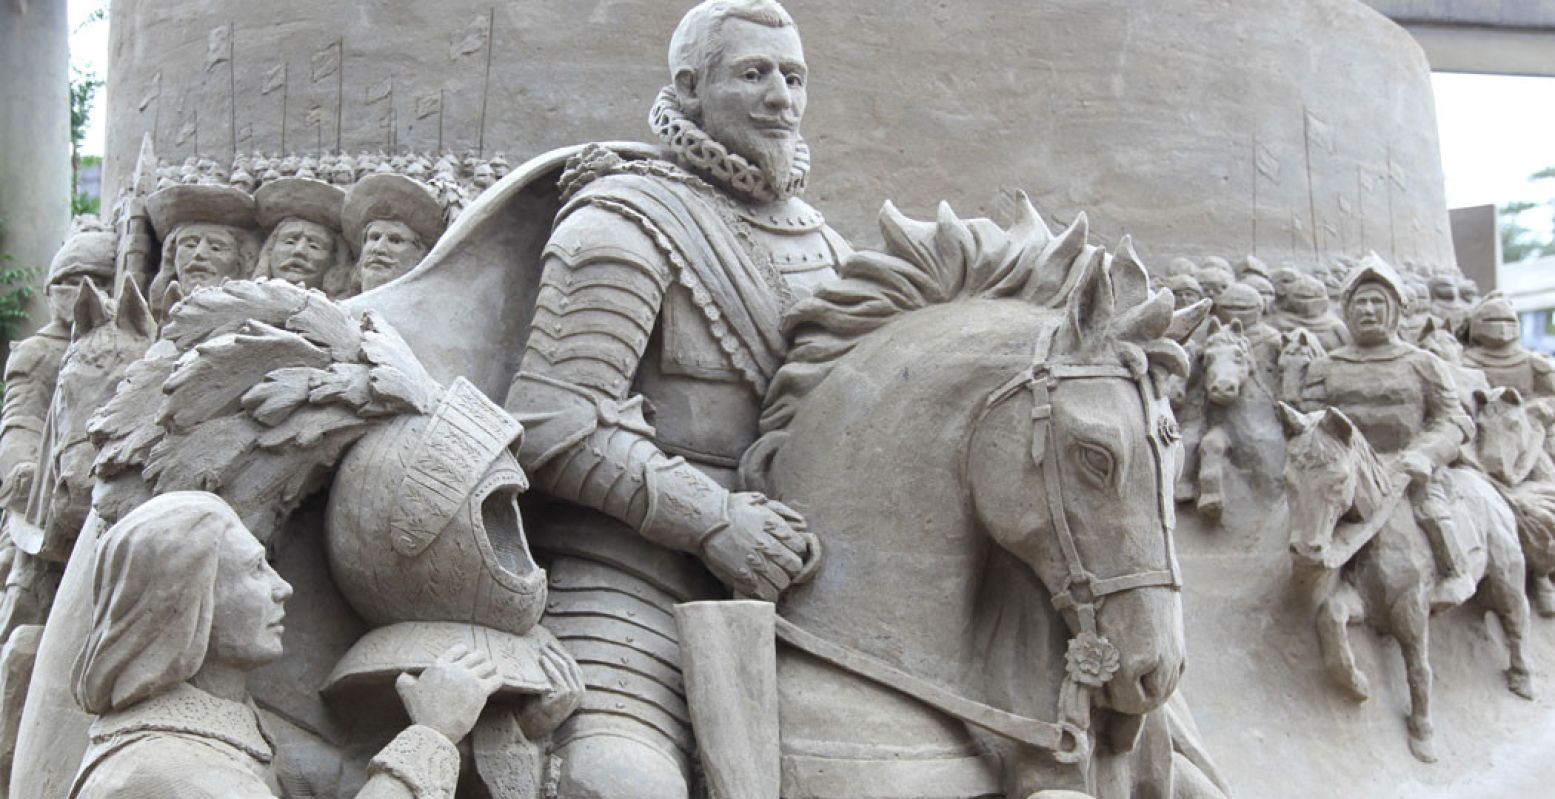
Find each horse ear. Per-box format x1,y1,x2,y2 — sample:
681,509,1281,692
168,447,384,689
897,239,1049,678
1321,408,1358,443
115,277,155,339
1420,316,1439,339
1165,299,1210,344
1229,318,1244,336
1206,317,1223,336
71,282,110,339
159,281,184,321
1506,387,1524,406
1062,246,1114,351
1472,388,1491,411
1277,402,1312,439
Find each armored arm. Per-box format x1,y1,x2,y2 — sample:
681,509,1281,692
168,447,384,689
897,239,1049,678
1413,352,1474,469
506,206,808,597
0,336,61,508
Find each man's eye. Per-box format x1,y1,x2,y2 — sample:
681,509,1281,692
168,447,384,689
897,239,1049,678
744,69,761,81
786,74,804,88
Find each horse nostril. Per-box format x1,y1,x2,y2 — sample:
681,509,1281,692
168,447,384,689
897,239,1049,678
1138,666,1165,701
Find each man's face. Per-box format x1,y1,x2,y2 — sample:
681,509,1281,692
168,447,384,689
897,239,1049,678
46,271,110,326
207,520,293,669
1345,284,1398,346
1171,286,1202,310
173,224,245,290
268,218,335,290
693,18,807,192
357,219,426,291
1472,314,1521,348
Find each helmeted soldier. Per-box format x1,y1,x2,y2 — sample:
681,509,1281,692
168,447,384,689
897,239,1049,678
1270,273,1350,352
0,219,116,510
1463,293,1555,400
1212,281,1281,385
503,1,844,795
1300,254,1476,604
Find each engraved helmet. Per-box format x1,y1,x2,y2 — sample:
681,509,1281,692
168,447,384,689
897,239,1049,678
325,378,547,637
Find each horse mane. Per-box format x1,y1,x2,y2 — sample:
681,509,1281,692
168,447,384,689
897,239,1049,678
759,195,1121,434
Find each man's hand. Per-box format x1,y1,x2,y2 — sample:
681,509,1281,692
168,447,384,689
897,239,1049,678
1398,450,1434,489
0,463,34,511
700,493,819,602
395,644,503,743
517,642,586,739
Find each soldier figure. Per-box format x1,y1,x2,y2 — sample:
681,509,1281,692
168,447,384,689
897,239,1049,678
0,221,115,509
253,177,355,298
145,183,259,312
1212,282,1281,384
1300,255,1475,604
342,173,446,292
504,1,846,795
1463,293,1555,400
1270,274,1350,352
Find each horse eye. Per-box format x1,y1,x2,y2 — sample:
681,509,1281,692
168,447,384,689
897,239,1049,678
1075,443,1115,483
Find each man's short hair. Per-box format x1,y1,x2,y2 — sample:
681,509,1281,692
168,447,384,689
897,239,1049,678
669,0,795,83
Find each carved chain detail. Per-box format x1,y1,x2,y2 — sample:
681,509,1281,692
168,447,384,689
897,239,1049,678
648,88,810,205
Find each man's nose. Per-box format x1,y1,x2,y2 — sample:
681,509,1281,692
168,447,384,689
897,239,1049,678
763,77,792,111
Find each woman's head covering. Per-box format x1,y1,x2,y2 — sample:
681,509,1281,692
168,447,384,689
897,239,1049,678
72,492,241,715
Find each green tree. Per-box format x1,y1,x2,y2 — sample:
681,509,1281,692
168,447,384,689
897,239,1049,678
69,68,103,217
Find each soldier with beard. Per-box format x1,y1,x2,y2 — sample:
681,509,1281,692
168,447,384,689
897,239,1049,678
253,177,355,298
503,1,847,795
145,184,259,314
342,173,446,293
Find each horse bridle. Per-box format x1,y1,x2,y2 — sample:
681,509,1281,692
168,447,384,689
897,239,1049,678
980,320,1183,762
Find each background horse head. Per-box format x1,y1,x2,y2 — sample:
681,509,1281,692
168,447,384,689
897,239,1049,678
1202,318,1256,406
36,281,155,558
746,195,1206,790
1275,327,1325,405
1473,387,1543,486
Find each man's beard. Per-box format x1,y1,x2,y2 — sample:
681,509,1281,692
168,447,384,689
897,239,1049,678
742,137,798,198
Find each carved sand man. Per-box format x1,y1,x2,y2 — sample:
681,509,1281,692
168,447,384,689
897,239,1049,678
1463,293,1555,401
68,491,500,798
342,173,446,293
504,2,845,795
253,177,356,298
1427,273,1470,332
145,183,260,313
1299,254,1476,605
1270,274,1350,352
1195,262,1234,301
1212,282,1280,386
0,220,116,511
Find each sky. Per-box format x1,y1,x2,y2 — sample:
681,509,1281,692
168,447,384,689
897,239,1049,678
67,2,1555,239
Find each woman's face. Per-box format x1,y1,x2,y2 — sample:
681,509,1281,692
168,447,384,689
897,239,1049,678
207,521,293,669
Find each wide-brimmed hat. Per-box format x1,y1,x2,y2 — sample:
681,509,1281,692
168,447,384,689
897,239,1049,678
342,174,445,255
146,183,257,239
254,177,346,232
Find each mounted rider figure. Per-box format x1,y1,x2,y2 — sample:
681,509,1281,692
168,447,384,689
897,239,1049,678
1299,254,1476,605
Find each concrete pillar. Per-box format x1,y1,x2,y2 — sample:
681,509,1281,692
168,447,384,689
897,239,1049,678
0,0,70,342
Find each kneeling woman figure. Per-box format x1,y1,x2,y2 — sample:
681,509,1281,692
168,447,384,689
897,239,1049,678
70,491,500,798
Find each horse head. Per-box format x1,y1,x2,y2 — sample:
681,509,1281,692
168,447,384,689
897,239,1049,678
959,207,1198,720
1202,317,1253,405
1276,327,1324,404
1473,386,1543,486
1278,403,1386,569
1417,316,1464,364
44,280,156,547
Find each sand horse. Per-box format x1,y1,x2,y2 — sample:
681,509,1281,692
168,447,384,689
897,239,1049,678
1278,403,1531,763
1193,319,1282,523
740,198,1226,798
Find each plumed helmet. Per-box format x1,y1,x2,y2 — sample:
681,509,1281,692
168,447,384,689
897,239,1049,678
325,378,546,637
